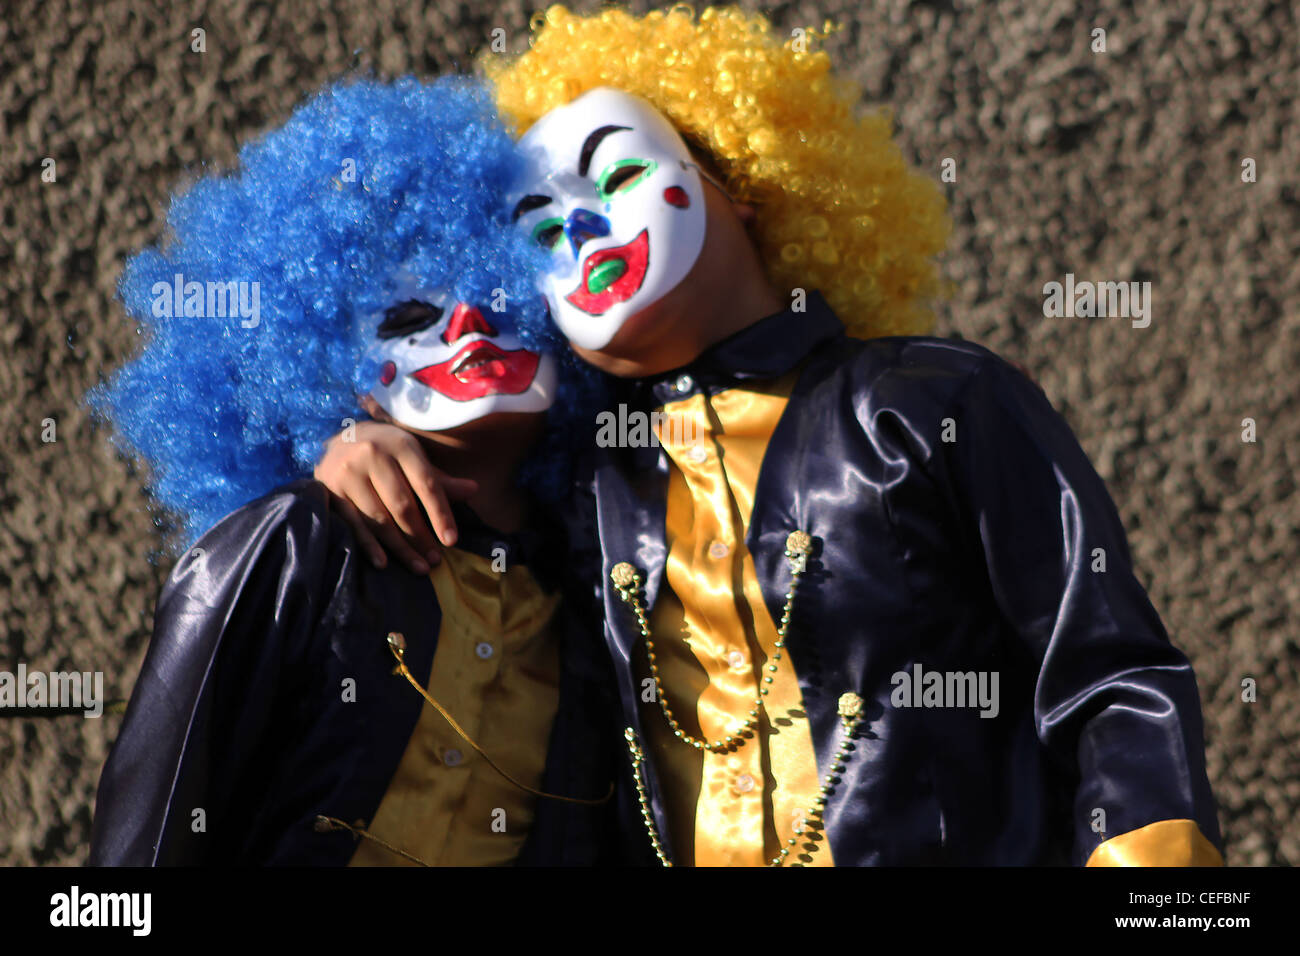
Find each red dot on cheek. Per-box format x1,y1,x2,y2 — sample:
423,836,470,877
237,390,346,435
663,185,690,208
379,361,396,386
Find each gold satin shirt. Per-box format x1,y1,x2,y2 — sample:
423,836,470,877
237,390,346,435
349,546,561,866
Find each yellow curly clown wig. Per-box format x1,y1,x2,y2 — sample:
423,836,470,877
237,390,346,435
481,4,951,338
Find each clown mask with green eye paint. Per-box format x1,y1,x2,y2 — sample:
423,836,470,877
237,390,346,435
510,87,708,351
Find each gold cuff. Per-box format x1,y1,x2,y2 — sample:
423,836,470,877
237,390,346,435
1086,819,1224,867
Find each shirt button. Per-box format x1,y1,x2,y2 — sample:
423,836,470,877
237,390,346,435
685,445,708,464
708,540,730,559
734,773,756,794
727,649,747,670
475,642,495,660
674,374,693,393
442,748,464,767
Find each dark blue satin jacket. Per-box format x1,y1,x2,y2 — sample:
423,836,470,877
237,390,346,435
90,480,619,866
589,291,1222,866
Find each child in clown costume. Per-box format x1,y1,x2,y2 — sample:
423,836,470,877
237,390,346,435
316,7,1224,867
87,77,618,866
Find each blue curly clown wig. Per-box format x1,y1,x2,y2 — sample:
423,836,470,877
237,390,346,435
90,76,597,548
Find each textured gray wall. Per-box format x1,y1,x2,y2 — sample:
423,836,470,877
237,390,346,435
1,0,1295,865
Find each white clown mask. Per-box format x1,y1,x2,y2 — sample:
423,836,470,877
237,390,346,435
511,88,709,351
365,282,556,432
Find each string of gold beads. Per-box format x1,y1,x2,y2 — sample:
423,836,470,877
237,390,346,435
766,692,864,866
623,691,864,868
609,530,813,754
624,728,674,866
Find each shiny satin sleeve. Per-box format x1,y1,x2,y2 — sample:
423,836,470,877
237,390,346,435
935,355,1223,866
89,480,335,865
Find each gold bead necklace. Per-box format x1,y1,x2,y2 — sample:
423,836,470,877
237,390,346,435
624,692,864,867
609,529,813,753
611,528,867,865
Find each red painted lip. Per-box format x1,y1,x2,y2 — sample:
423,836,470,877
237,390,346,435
410,339,540,401
565,228,650,316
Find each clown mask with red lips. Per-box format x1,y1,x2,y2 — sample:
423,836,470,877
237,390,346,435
366,282,557,432
510,87,708,351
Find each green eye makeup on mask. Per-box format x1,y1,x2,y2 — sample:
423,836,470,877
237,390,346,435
595,158,658,200
531,216,565,251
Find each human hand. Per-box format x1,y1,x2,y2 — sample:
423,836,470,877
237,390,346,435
314,420,477,573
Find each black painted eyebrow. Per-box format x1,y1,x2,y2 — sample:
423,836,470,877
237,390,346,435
511,194,552,222
578,125,631,177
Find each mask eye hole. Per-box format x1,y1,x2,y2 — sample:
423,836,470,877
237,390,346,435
531,216,565,251
377,299,444,340
596,158,658,200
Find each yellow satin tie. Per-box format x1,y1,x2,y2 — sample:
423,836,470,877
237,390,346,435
642,370,832,867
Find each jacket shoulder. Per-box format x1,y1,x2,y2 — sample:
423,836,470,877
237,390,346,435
806,334,1015,421
833,335,1014,401
797,334,1054,474
169,479,338,592
187,477,332,552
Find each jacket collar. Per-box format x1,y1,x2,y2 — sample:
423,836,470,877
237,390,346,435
631,289,844,407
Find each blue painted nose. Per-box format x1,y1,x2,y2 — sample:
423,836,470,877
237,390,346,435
564,208,611,259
